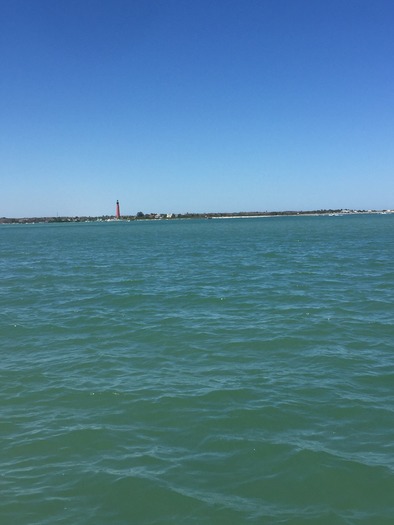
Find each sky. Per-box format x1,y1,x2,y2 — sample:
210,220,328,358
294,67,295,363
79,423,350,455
1,0,393,217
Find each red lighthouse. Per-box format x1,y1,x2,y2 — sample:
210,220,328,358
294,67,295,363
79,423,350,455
116,200,120,219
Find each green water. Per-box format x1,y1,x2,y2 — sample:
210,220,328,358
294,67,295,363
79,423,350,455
1,215,393,524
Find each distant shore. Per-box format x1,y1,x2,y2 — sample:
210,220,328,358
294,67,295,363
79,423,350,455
0,208,392,224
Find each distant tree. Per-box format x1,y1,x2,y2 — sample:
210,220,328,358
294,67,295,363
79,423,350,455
136,211,144,218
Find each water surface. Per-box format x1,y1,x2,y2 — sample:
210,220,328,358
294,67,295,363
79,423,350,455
1,215,393,524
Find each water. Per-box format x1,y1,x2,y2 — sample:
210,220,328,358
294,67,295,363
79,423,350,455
1,215,393,524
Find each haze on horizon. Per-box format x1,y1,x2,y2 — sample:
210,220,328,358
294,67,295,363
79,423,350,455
1,0,393,218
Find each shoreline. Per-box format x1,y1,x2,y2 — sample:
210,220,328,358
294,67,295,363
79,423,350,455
0,209,392,225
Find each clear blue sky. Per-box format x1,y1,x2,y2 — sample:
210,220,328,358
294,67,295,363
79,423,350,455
1,0,393,217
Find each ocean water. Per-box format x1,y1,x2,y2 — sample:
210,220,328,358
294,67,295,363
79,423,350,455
1,215,393,525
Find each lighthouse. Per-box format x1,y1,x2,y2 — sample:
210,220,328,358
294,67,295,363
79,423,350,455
116,200,120,219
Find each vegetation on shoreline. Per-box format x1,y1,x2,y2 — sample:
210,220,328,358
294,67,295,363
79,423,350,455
0,209,391,224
